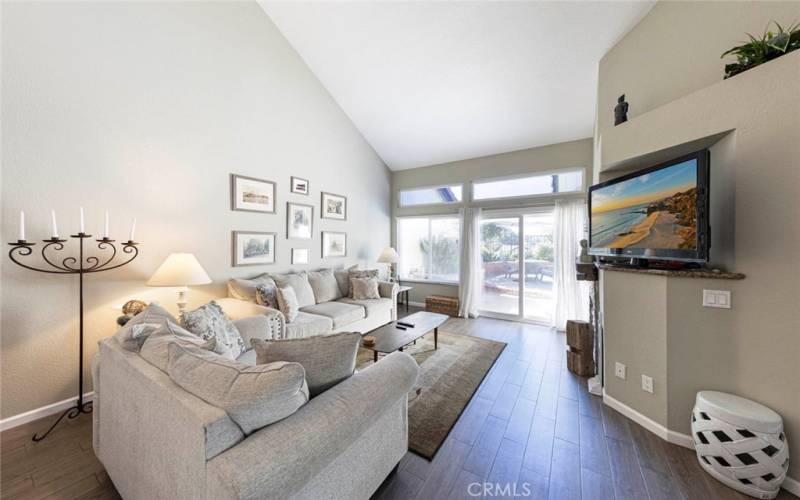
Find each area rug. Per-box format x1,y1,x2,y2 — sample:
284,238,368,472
357,330,506,460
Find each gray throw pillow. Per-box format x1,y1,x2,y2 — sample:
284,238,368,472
348,269,379,298
276,286,300,323
255,282,279,309
167,342,309,435
181,301,246,359
140,321,215,372
307,269,342,304
227,274,275,303
270,272,316,308
334,265,358,297
350,276,381,300
113,302,176,351
252,332,361,397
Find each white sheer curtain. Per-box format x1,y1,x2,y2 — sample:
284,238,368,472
458,207,482,318
551,199,589,330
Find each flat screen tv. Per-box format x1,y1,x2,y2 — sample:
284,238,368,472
588,150,710,262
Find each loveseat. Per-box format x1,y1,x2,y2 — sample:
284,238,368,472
93,313,419,500
219,269,398,339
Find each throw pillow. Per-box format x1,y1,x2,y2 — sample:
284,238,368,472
348,269,379,298
113,302,176,351
227,274,275,303
251,332,361,397
334,265,358,297
255,282,279,310
306,269,342,304
350,276,381,300
276,286,300,323
167,342,309,435
140,321,215,372
181,301,246,359
270,272,316,308
350,278,381,300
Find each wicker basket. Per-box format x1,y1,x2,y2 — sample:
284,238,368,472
425,295,459,316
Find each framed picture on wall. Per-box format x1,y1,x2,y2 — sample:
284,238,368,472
291,176,310,195
232,231,276,266
321,231,347,258
321,192,347,220
292,248,309,264
231,174,276,213
287,202,313,239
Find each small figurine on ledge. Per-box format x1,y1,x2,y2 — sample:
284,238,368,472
614,94,629,125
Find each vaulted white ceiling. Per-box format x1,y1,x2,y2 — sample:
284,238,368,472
259,1,654,170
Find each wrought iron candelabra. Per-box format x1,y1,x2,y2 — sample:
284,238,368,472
8,233,139,441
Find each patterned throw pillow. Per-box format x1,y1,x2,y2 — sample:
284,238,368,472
347,269,379,298
181,301,246,359
113,302,176,351
255,282,279,310
227,274,275,303
350,277,381,300
276,286,300,323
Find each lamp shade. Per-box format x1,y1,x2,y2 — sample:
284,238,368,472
146,253,212,287
376,247,399,264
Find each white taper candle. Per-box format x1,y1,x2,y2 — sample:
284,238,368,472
129,218,136,242
51,210,59,238
104,210,109,238
19,210,25,241
79,207,85,233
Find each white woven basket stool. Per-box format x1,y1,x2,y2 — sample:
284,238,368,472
692,391,789,499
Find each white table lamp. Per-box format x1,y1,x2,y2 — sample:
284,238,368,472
377,246,400,282
147,253,212,316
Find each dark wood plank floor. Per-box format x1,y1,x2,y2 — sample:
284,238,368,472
373,308,798,500
1,306,796,500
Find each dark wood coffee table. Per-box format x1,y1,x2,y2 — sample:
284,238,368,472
363,311,448,362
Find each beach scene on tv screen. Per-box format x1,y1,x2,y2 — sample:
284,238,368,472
591,159,698,250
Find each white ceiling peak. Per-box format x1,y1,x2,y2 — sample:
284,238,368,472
259,1,654,170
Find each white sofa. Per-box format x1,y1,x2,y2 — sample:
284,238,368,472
220,274,398,339
92,315,419,500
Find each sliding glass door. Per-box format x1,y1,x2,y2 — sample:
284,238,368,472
522,213,554,322
479,217,520,316
479,209,554,323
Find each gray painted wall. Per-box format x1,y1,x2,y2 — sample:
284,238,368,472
391,139,593,304
597,1,800,481
1,2,390,419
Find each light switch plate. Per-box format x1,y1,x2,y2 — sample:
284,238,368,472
642,374,654,394
703,290,731,309
615,362,626,380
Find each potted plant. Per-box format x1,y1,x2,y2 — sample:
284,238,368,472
721,21,800,79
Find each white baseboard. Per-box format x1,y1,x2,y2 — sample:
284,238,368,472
405,301,426,308
602,390,799,496
0,392,94,432
602,389,695,449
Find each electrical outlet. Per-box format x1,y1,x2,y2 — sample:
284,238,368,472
642,374,654,394
615,362,626,380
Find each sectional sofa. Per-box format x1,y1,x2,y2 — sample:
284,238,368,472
219,269,399,339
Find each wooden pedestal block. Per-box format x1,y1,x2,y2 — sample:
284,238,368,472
566,348,595,376
566,320,593,352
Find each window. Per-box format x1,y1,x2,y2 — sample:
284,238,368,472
472,169,583,201
398,184,462,207
397,216,460,283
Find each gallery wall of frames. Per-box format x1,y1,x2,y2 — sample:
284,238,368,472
230,173,348,267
